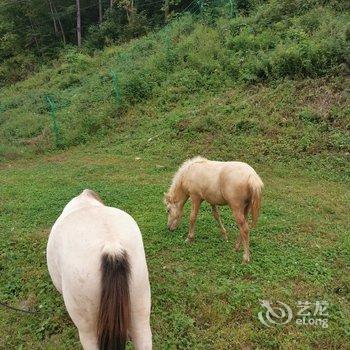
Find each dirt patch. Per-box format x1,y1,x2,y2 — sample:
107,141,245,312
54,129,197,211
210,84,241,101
0,152,20,162
45,152,69,163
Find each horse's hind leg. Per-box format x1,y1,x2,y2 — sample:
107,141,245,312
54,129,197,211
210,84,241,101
130,314,152,350
129,269,152,349
79,330,98,350
234,202,250,251
231,206,250,264
211,205,228,241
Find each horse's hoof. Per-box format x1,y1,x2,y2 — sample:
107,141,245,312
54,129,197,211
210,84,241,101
235,244,240,251
185,237,194,243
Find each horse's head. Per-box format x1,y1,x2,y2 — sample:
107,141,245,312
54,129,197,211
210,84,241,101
164,192,183,231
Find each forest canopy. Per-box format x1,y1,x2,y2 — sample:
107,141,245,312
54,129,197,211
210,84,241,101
0,0,349,87
0,0,211,84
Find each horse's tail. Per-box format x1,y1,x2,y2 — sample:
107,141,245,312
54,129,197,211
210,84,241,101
97,243,130,350
248,172,264,228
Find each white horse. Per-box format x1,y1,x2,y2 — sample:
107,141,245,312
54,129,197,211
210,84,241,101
47,189,152,350
164,157,263,263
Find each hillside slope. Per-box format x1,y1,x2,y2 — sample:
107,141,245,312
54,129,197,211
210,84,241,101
0,0,349,169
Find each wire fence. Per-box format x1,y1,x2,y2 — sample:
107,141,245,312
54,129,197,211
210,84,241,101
45,95,63,149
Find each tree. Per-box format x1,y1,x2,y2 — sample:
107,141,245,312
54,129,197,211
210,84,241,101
0,0,189,86
164,0,170,21
52,2,66,45
76,0,81,46
99,0,103,23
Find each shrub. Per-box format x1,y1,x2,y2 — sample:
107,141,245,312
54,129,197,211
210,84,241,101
0,53,38,87
85,7,127,49
298,108,322,124
122,70,157,103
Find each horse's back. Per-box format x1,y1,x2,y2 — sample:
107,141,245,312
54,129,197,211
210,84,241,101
184,160,259,204
221,161,258,181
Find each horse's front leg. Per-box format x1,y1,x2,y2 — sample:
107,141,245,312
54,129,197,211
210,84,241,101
186,196,202,243
211,205,228,241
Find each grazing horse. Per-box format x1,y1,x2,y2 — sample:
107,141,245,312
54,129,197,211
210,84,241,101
164,157,263,263
47,189,152,350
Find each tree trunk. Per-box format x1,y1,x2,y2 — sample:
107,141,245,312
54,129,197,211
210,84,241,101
48,0,58,34
98,0,103,24
124,0,134,24
29,18,39,50
110,0,113,9
53,2,66,45
164,0,169,22
76,0,81,46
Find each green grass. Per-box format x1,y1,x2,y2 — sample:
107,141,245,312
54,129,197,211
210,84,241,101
0,0,350,348
0,145,349,349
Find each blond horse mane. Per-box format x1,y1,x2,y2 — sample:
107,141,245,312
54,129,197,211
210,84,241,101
166,156,207,200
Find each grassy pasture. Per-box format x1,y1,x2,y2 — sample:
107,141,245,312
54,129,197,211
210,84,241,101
0,145,349,349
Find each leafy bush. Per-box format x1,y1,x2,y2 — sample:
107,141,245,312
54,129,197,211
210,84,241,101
85,7,150,50
0,54,38,87
298,108,322,124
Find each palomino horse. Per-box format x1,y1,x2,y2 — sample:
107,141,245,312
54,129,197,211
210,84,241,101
164,157,263,263
47,189,152,350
